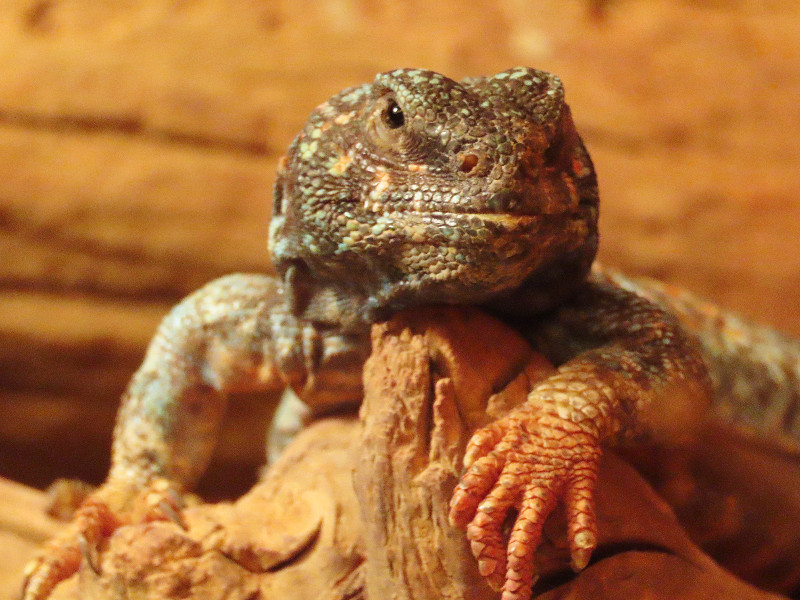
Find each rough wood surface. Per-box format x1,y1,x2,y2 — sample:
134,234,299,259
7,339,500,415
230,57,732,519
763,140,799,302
354,308,543,599
3,308,788,600
1,0,799,539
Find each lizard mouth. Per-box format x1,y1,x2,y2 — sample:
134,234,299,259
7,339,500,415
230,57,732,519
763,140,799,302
372,209,584,248
370,182,590,219
447,212,544,226
370,196,578,220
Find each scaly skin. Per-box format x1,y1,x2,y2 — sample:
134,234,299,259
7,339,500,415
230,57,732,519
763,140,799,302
21,67,798,599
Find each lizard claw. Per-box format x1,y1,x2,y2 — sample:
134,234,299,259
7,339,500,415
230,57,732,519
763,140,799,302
21,478,186,600
21,500,109,599
132,478,188,530
156,498,188,530
78,532,100,576
21,494,120,600
449,405,601,600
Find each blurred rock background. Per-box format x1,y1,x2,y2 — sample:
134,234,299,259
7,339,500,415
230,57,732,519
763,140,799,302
0,0,798,507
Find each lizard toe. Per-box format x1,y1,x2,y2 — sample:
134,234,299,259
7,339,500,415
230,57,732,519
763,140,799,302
21,539,82,600
564,467,599,571
452,398,603,596
449,452,504,529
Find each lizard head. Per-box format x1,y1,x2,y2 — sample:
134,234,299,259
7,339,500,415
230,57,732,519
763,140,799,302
270,67,599,329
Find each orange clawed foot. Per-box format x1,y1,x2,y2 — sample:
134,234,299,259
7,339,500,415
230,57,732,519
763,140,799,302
21,478,185,600
449,405,601,600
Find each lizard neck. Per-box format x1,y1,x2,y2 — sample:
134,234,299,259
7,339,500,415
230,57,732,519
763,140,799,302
487,241,597,317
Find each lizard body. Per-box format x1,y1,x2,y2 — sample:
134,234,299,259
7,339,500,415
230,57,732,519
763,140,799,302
22,67,800,600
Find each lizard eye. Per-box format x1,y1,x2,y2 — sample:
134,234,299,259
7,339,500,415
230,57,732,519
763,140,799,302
383,100,405,129
367,95,408,149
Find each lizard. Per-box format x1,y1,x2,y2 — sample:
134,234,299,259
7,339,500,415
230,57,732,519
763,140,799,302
20,67,800,600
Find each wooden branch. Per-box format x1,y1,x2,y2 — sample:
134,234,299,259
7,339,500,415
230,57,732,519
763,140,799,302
353,306,543,599
2,306,792,599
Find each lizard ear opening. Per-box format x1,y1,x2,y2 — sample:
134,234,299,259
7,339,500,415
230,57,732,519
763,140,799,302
457,152,480,175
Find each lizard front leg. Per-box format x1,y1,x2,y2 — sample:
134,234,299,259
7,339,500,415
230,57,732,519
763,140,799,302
450,272,713,599
21,273,369,600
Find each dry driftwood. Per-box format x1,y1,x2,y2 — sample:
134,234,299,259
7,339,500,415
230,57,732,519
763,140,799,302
2,307,784,600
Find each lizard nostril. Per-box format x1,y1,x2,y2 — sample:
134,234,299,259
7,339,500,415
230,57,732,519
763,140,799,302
457,153,480,175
